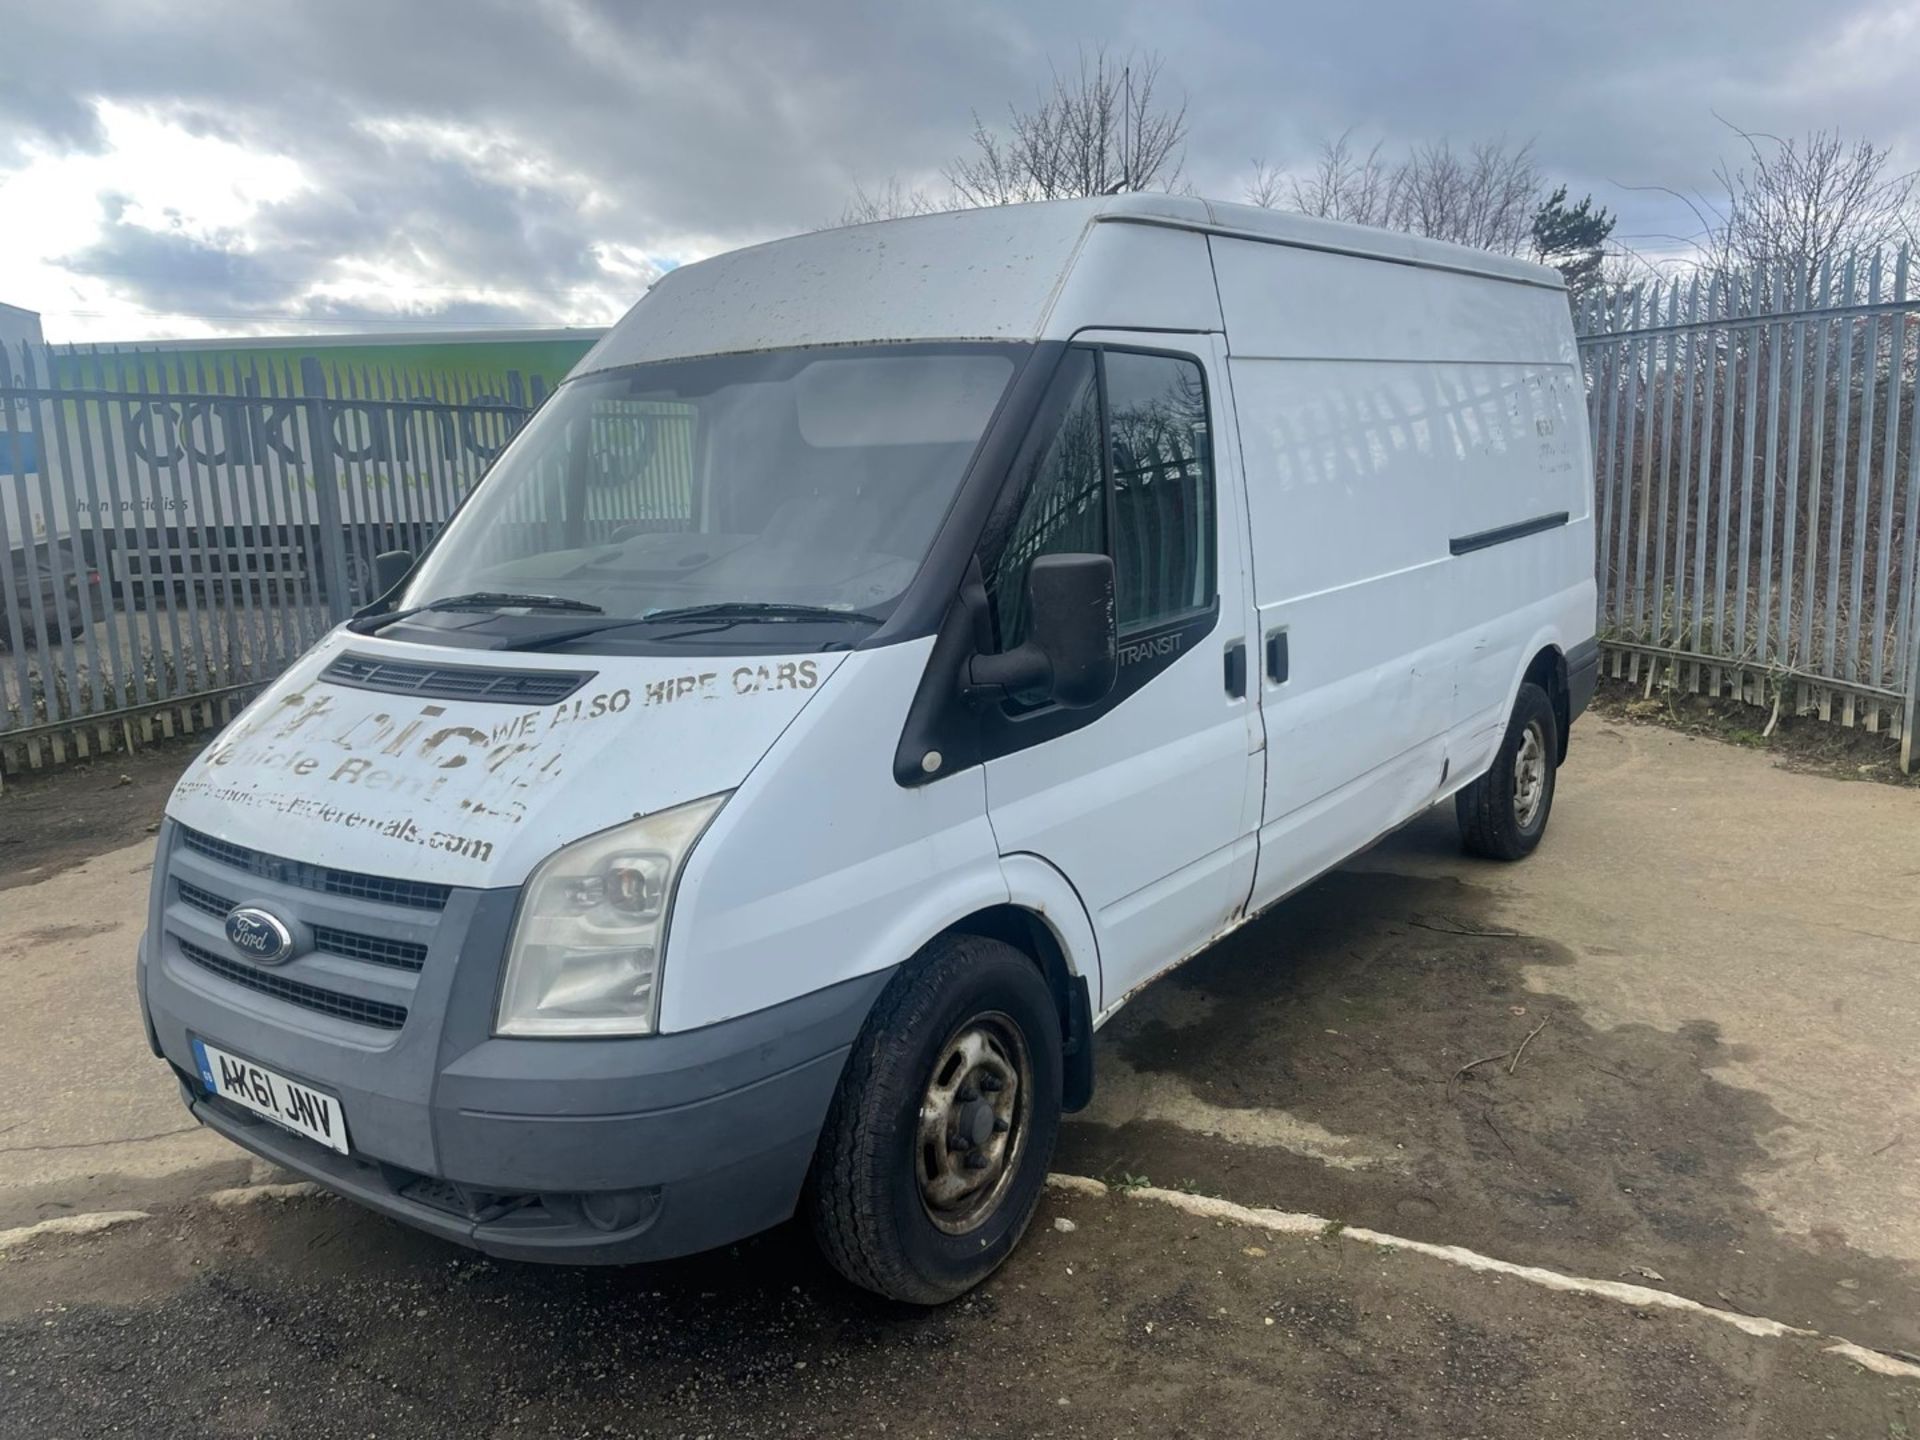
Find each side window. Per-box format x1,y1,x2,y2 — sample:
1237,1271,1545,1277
986,349,1103,651
1104,351,1214,633
983,345,1217,706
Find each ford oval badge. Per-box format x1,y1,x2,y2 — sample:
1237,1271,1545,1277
225,906,295,965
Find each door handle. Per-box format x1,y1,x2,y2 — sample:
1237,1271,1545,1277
1223,641,1247,698
1265,629,1289,685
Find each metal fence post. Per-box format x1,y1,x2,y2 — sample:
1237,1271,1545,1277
300,356,352,623
1904,599,1920,772
1904,572,1920,772
0,343,37,720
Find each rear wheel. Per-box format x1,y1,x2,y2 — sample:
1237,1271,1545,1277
1456,681,1558,861
806,934,1062,1304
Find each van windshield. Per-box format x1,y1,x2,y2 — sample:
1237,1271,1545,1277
400,343,1023,636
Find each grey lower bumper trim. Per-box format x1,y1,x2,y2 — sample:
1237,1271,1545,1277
185,1069,833,1265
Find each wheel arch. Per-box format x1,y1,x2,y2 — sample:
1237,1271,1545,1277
940,855,1102,1113
1501,626,1571,763
1519,641,1571,762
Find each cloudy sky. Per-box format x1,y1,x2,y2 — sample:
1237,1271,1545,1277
2,0,1915,342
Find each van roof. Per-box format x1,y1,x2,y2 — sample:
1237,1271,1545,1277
573,194,1565,378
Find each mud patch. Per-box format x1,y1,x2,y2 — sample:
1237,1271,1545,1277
0,739,197,889
1059,867,1920,1354
1591,676,1920,790
5,919,121,948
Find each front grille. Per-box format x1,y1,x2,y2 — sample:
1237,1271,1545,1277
310,924,427,973
177,827,449,912
180,939,409,1030
320,870,451,912
321,652,594,705
177,879,228,920
177,879,428,974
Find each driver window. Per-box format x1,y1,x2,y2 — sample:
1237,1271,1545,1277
986,349,1103,651
1104,351,1214,633
985,345,1217,665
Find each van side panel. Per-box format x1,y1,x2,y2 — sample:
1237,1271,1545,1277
1446,529,1596,783
1214,238,1577,367
1212,236,1593,911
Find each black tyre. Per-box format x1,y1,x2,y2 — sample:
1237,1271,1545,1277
1456,681,1558,861
806,934,1063,1305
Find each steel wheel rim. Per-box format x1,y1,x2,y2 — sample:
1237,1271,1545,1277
1513,720,1548,830
915,1012,1032,1235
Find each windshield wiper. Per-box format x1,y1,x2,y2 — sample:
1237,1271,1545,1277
349,591,603,635
503,601,885,652
638,602,884,625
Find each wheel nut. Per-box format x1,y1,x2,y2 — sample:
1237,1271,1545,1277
964,1151,992,1171
979,1075,1003,1093
993,1117,1010,1133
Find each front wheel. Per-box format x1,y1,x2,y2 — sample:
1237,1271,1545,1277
1456,681,1558,860
806,934,1063,1304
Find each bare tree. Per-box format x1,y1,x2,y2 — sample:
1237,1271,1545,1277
1281,130,1395,227
945,47,1188,205
1389,138,1540,253
1706,122,1919,289
1242,132,1540,254
1243,157,1285,210
839,177,945,226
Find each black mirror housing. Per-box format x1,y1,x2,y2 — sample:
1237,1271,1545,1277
1024,553,1117,706
967,552,1117,709
372,549,415,597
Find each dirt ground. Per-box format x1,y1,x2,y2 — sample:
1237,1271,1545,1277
2,714,1918,1435
0,736,204,891
1590,675,1920,790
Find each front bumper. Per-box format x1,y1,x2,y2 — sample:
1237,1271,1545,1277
162,974,885,1264
138,821,891,1264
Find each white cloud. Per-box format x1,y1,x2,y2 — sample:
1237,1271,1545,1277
0,101,311,338
3,0,1919,341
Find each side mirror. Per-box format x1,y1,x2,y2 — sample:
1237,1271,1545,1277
967,553,1117,709
372,549,414,597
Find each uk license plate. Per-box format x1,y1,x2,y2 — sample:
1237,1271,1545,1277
192,1038,349,1155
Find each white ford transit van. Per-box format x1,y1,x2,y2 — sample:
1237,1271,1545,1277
138,196,1597,1303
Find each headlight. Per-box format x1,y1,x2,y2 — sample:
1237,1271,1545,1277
496,793,727,1037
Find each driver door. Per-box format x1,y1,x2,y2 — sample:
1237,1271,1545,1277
978,338,1263,1012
